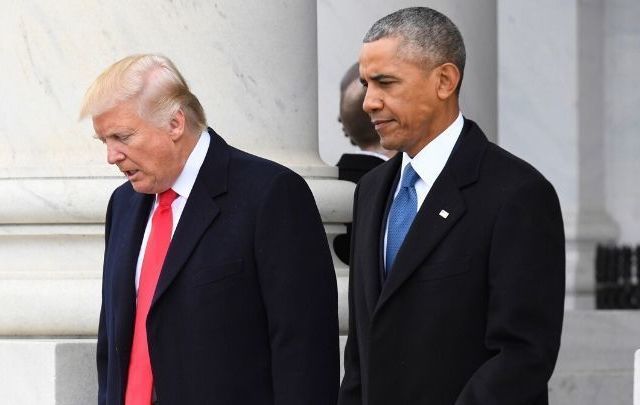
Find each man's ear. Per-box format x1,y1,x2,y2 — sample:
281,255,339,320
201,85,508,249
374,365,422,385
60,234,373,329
169,108,186,141
436,63,461,100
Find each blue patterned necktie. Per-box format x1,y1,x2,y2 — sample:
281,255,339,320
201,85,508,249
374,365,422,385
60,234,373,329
385,163,420,276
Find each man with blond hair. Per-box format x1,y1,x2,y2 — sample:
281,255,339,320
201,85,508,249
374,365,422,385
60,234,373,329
81,54,338,405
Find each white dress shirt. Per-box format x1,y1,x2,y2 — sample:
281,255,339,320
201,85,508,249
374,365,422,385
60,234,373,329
353,150,391,161
135,130,211,291
383,112,464,265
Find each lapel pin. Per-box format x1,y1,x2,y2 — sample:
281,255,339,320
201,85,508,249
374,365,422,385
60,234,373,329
439,210,449,219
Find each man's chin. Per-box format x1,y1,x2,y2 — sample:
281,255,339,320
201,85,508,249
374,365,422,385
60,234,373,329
130,181,155,195
379,138,399,153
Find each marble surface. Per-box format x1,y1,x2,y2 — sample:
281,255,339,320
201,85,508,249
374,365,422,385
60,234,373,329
498,0,624,307
498,0,579,207
0,340,97,405
635,350,640,405
604,0,640,243
0,1,355,338
497,0,639,246
2,310,638,404
0,0,329,176
550,310,640,405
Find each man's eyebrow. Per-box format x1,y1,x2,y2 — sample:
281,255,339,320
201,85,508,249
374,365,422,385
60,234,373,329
360,74,395,85
370,74,396,81
93,128,135,141
107,128,135,137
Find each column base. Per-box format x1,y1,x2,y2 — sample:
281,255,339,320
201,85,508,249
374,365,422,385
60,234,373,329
564,210,619,309
0,339,97,405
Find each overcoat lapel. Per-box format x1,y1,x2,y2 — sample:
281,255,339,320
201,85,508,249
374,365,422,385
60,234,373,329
113,191,154,355
151,130,228,309
374,119,487,314
376,171,466,313
359,155,402,317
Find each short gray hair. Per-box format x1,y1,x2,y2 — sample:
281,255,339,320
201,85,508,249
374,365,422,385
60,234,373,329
364,7,466,84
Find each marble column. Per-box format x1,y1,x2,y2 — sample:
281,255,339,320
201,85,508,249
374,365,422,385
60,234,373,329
0,1,353,402
603,0,640,244
497,0,618,309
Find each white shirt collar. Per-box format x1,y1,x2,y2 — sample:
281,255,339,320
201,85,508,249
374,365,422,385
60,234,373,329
400,112,464,188
353,150,391,161
170,130,210,199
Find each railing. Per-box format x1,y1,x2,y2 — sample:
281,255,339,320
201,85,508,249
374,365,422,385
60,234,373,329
596,245,640,309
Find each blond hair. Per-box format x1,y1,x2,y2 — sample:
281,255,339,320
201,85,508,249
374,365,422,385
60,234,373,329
79,54,206,133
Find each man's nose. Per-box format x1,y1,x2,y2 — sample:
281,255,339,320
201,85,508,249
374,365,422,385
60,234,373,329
362,88,382,113
106,142,125,165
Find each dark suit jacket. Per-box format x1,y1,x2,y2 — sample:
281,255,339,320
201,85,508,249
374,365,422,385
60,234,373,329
336,153,386,184
338,119,565,405
334,153,386,264
97,129,339,405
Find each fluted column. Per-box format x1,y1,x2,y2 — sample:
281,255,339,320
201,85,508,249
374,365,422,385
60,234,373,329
498,0,618,309
1,0,354,334
0,1,352,401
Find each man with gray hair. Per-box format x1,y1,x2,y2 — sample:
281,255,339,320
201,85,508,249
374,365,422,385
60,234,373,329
81,54,339,405
339,7,564,405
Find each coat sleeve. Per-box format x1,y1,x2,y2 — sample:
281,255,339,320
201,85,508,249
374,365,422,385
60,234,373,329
455,177,565,404
253,170,339,405
338,183,363,405
97,192,114,405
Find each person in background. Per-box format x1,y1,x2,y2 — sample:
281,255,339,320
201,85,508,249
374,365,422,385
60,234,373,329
336,62,395,183
81,54,339,405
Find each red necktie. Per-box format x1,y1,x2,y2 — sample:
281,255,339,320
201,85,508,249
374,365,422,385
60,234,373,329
125,189,178,405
